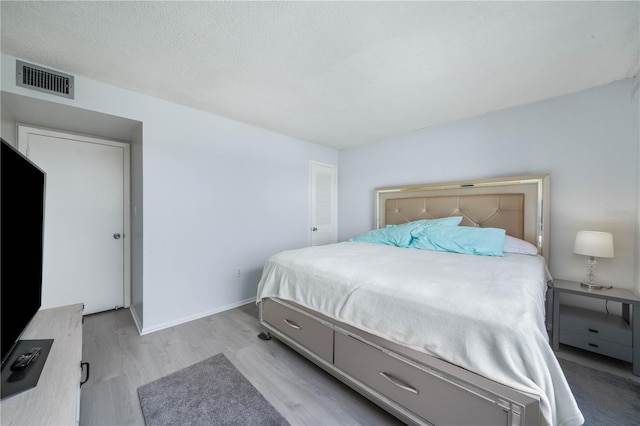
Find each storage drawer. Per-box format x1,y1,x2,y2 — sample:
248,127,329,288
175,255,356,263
559,330,632,362
334,331,509,426
559,306,631,346
262,299,334,363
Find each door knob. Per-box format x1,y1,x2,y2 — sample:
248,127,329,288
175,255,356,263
113,233,121,239
312,227,318,231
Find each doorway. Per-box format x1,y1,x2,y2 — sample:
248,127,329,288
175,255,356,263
18,125,130,315
309,161,338,246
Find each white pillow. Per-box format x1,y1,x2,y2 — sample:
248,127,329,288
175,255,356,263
503,235,538,255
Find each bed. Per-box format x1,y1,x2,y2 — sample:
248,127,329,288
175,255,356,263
256,174,584,426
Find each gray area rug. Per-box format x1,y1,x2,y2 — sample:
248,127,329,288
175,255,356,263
138,353,289,426
558,358,640,425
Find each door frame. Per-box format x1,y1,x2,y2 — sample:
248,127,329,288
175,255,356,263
17,124,131,309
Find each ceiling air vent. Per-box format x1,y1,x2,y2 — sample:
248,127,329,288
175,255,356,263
16,60,74,99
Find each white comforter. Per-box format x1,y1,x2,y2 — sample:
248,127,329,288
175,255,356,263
256,241,584,426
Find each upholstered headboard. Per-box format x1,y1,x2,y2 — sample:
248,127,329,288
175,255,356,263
376,174,550,263
384,193,525,239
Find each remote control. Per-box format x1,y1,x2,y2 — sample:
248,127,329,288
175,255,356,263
10,347,42,371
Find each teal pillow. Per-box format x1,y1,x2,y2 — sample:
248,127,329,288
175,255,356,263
348,216,463,248
348,226,415,247
410,226,506,256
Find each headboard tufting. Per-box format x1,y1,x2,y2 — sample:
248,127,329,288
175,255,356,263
385,193,525,239
376,174,550,264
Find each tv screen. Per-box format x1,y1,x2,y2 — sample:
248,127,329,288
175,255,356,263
1,138,46,367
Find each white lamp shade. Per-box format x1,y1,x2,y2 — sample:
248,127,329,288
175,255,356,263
573,231,614,258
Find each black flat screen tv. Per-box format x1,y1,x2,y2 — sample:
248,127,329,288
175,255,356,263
1,138,46,367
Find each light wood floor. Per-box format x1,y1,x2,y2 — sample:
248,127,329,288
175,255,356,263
80,304,639,426
79,303,401,426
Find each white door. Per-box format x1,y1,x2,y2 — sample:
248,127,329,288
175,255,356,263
18,125,130,315
310,161,337,246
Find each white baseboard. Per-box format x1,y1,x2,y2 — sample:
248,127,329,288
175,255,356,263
138,297,256,335
129,304,143,335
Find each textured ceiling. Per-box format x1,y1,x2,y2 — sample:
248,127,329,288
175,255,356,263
1,1,638,150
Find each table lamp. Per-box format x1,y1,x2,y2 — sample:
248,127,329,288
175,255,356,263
573,230,614,290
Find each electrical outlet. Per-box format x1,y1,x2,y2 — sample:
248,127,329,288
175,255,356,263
236,268,242,278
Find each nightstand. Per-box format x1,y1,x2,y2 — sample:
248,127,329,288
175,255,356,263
551,279,640,376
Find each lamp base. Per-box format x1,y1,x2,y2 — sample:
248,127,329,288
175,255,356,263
579,282,613,290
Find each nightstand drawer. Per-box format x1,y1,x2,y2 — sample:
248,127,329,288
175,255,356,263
559,305,631,346
559,330,632,362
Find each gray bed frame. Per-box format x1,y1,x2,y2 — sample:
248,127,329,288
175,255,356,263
258,174,551,426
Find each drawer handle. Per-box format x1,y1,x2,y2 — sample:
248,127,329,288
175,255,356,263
283,319,301,330
588,343,599,348
80,361,90,387
379,371,419,395
588,328,599,334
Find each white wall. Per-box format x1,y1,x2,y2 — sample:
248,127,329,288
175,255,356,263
129,124,144,327
1,53,338,333
339,78,639,295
